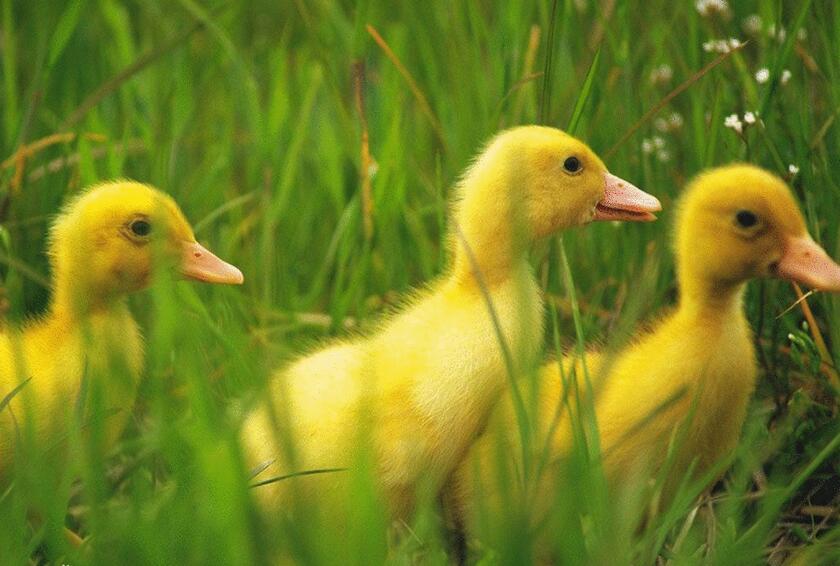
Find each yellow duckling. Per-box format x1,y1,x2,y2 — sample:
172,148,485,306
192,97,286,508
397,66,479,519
241,125,661,521
0,180,243,474
452,164,840,542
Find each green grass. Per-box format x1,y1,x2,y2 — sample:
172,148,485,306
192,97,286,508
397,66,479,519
1,0,839,563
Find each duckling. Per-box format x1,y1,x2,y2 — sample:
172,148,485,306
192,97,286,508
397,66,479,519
0,180,243,474
241,125,661,521
451,164,840,542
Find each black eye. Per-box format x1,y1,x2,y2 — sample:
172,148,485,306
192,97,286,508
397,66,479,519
735,210,758,228
563,156,581,173
129,219,152,237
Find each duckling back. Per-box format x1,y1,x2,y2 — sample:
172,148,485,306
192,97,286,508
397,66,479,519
244,269,545,517
593,307,756,490
241,342,368,507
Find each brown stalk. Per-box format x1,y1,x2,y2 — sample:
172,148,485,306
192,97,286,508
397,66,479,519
509,25,542,123
25,138,146,183
352,61,374,241
588,0,617,51
791,282,840,390
2,132,107,193
366,24,446,150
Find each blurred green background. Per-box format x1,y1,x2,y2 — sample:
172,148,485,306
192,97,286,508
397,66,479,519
1,0,838,564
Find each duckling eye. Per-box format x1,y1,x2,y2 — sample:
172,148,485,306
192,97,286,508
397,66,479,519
129,219,152,237
563,156,582,174
735,210,758,228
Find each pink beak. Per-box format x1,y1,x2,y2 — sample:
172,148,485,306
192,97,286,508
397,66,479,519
180,241,244,285
594,172,661,222
773,235,840,292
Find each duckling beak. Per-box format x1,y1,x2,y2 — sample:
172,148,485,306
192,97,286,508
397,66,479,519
773,236,840,292
180,241,244,285
594,172,661,222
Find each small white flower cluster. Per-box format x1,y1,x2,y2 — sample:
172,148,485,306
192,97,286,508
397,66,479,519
702,38,742,54
742,16,807,42
641,136,664,154
641,136,670,162
742,14,762,35
724,111,762,135
754,68,792,85
696,0,730,18
724,114,743,134
770,24,807,43
649,64,673,86
655,112,684,133
781,69,792,85
788,164,800,176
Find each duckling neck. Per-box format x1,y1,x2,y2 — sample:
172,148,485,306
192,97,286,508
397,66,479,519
47,291,136,347
450,158,529,287
49,271,129,322
45,278,142,389
451,228,527,288
676,273,746,322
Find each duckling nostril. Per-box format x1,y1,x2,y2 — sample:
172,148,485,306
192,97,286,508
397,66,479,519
194,252,202,258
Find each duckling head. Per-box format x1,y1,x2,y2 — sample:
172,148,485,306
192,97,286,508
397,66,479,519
49,180,243,313
455,126,659,242
675,164,840,294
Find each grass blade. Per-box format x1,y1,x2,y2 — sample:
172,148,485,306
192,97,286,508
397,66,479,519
566,47,601,136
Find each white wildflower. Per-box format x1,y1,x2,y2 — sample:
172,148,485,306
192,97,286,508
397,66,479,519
743,14,762,35
649,64,673,85
654,113,684,133
724,113,743,134
696,0,730,18
703,38,742,54
669,112,684,129
781,69,792,85
755,68,770,84
768,24,786,42
743,111,757,125
788,164,800,176
642,137,667,155
656,149,671,163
